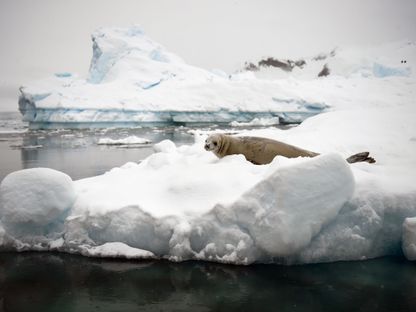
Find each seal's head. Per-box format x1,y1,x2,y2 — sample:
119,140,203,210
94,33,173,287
204,134,223,153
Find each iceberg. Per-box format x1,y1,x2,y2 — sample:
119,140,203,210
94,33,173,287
18,26,415,128
18,26,329,128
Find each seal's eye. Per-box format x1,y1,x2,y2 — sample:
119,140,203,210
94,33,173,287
213,142,217,146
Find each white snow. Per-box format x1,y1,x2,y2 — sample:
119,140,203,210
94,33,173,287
97,136,151,145
0,168,75,238
211,153,355,260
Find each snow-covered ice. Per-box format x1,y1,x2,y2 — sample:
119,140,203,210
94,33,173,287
0,150,355,264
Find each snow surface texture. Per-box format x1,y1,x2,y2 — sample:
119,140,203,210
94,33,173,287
0,168,75,240
18,25,331,127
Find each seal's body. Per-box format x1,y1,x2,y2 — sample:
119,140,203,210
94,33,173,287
204,134,375,165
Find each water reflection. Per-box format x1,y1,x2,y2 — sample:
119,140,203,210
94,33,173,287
0,252,415,312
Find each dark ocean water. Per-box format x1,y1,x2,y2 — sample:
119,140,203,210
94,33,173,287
0,111,198,181
0,112,415,312
0,253,415,312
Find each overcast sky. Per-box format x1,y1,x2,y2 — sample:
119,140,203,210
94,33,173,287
1,0,415,111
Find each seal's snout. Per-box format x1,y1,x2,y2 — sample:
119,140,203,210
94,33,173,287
204,138,212,151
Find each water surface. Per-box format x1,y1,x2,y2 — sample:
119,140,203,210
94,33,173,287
0,253,415,312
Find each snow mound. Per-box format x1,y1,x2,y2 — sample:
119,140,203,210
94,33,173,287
0,168,75,238
209,153,354,260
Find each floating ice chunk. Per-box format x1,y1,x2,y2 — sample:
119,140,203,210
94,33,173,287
0,168,75,236
230,117,280,127
402,217,416,261
81,242,156,259
97,136,151,145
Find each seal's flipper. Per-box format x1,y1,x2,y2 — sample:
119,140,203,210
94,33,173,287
346,152,376,164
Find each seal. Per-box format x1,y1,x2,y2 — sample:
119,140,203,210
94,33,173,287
204,133,375,165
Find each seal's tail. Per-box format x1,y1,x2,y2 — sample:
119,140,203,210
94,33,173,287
346,152,376,164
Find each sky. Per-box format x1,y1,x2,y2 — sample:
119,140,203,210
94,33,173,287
0,0,415,111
